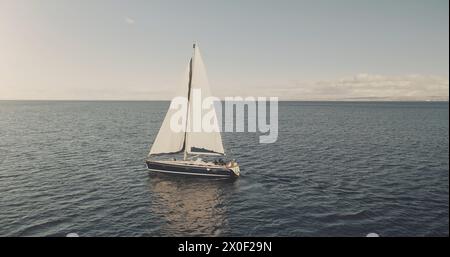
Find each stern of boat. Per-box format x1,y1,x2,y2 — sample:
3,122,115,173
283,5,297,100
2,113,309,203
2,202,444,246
227,161,240,177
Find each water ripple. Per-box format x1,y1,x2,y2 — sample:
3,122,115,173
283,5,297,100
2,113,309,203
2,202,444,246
0,101,448,236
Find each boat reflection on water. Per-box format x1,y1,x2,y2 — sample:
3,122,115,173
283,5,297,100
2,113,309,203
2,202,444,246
147,173,238,236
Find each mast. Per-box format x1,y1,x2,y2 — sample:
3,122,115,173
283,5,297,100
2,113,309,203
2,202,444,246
183,43,196,160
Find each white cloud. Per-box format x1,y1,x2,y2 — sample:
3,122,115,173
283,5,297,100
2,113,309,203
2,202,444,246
124,17,135,25
239,74,449,101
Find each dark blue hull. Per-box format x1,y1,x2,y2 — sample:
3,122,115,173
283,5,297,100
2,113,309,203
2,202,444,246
146,161,238,179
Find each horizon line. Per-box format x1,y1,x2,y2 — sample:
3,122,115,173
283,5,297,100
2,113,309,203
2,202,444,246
0,99,448,102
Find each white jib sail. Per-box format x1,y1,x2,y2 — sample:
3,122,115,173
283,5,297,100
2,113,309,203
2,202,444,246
185,46,225,155
148,62,190,156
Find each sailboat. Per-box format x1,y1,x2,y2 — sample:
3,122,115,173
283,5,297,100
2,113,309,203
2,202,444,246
146,44,240,178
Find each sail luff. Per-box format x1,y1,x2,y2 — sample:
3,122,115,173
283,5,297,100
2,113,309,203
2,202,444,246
183,45,196,160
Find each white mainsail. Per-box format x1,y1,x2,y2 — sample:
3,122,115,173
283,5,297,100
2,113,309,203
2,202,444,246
149,45,225,157
186,46,225,155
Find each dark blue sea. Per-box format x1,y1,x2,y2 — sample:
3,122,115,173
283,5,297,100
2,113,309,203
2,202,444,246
0,101,448,236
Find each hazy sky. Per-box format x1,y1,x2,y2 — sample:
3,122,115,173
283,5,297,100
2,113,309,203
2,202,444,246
0,0,448,100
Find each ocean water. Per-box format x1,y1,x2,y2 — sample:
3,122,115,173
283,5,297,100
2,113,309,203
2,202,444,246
0,101,448,237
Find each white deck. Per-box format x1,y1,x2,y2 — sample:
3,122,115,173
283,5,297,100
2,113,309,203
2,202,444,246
150,159,227,169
